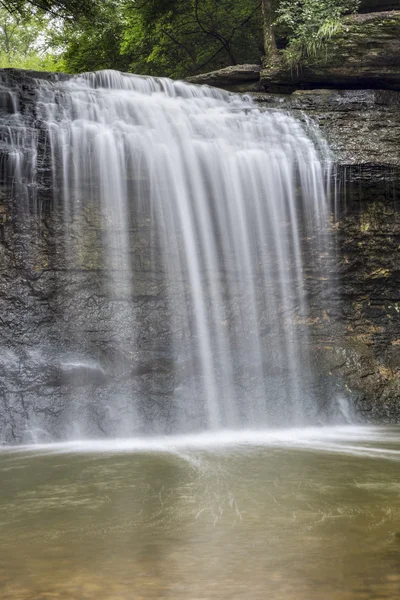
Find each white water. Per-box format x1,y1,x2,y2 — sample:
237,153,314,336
3,427,400,463
4,70,334,438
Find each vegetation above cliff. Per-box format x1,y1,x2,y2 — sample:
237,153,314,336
275,0,360,67
0,0,377,77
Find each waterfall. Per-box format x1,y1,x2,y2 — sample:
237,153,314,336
0,70,333,441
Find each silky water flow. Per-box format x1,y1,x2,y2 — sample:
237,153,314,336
1,70,336,440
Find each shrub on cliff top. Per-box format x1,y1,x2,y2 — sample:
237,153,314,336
275,0,361,67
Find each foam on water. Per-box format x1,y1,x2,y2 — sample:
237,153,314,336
3,427,400,462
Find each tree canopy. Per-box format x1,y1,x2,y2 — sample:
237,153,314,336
0,0,362,76
0,0,95,19
60,0,263,77
0,5,62,69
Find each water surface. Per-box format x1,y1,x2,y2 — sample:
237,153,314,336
1,426,400,599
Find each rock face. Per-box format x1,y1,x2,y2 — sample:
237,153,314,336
304,169,400,424
331,184,400,422
0,70,177,443
0,207,175,443
250,89,400,422
253,89,400,169
261,12,400,92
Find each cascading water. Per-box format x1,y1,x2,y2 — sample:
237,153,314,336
0,69,335,442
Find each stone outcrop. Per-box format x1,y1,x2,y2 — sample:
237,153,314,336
305,172,400,424
187,12,400,94
186,64,261,92
0,70,177,443
0,206,176,443
261,12,400,92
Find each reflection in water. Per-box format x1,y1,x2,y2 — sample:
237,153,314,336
0,426,400,599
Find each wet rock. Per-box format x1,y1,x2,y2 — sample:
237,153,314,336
186,64,261,92
251,89,400,171
52,363,109,387
309,180,400,422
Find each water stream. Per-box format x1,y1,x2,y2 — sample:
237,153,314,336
2,70,333,437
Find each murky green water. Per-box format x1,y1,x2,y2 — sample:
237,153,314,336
1,427,400,600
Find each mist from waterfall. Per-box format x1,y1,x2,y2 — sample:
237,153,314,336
2,70,334,439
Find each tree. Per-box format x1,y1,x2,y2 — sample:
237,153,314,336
56,0,129,73
0,0,362,76
122,0,262,77
60,0,263,78
0,0,95,19
0,5,61,69
261,0,280,67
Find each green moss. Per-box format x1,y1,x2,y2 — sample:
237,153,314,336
360,221,370,233
368,268,390,279
302,14,400,69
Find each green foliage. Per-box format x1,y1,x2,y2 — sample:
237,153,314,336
58,0,129,73
0,0,364,77
275,0,360,67
61,0,263,78
0,6,62,70
0,0,95,20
